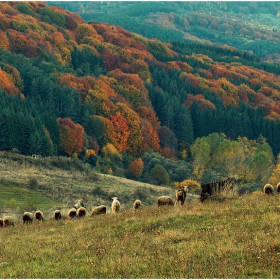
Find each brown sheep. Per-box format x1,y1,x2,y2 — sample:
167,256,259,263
263,183,274,195
68,208,77,218
0,218,3,227
90,205,107,216
3,216,15,226
157,196,175,207
112,197,120,213
35,210,44,221
23,212,33,224
77,207,86,218
276,182,280,193
54,210,62,220
176,187,187,205
133,199,141,210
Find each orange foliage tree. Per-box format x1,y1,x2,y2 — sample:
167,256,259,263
138,106,160,151
0,67,20,95
128,158,144,178
184,94,216,110
8,31,28,54
0,30,10,50
115,103,143,156
58,117,84,156
3,64,24,91
110,112,130,152
58,73,91,91
211,65,230,78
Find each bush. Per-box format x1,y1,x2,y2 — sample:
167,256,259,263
149,165,170,186
88,172,100,182
28,177,39,190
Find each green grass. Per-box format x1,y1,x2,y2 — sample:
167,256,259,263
0,152,178,214
0,181,58,212
1,152,279,278
1,194,280,278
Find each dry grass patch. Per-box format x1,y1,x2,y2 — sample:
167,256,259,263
1,195,280,278
0,152,181,212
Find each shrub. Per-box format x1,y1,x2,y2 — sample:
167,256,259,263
28,177,39,190
149,165,170,185
88,172,100,182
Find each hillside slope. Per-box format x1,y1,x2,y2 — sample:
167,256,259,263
50,1,280,62
1,2,280,186
1,193,280,278
0,152,180,214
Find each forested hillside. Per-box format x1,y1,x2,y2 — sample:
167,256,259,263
50,1,280,62
1,2,280,188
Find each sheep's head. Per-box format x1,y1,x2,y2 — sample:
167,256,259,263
112,197,118,200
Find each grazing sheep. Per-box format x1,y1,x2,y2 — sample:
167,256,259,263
0,218,3,227
35,210,44,221
68,208,77,218
77,207,86,218
54,210,62,220
157,196,175,207
176,187,187,205
23,212,33,224
263,183,274,195
90,205,107,216
111,197,120,213
3,216,15,226
276,182,280,193
133,199,141,210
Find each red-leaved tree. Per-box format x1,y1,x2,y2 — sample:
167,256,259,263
58,117,84,156
128,158,144,178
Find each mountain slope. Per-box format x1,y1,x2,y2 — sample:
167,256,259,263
0,2,280,185
49,1,280,62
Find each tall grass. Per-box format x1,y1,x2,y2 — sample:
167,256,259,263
1,194,280,278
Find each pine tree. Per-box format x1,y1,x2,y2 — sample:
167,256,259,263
0,113,9,150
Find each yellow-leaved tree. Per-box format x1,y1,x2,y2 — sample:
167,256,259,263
269,154,280,187
191,136,211,180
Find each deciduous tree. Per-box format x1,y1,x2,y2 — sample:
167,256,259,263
58,117,84,156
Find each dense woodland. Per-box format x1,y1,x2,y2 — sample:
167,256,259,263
1,2,280,190
51,1,280,62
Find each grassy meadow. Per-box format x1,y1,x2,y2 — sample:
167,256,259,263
0,152,177,215
1,194,280,278
1,152,280,278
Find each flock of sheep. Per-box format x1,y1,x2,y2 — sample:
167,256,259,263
0,182,277,227
0,190,187,227
263,183,280,195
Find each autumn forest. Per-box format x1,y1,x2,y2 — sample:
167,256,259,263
1,2,280,191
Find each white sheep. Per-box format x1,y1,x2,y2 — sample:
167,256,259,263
133,199,141,210
111,197,120,213
54,210,62,220
3,216,15,226
68,208,77,218
263,183,274,195
90,205,107,216
77,207,86,218
23,212,33,224
157,196,175,207
35,210,44,221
